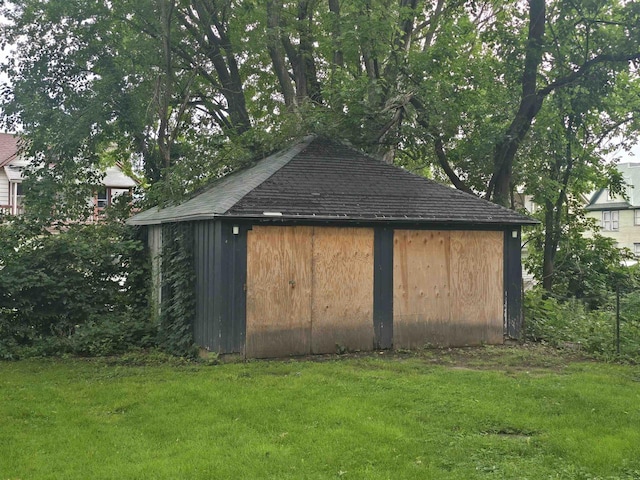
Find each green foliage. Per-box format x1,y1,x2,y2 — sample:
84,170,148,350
4,0,638,211
68,314,157,357
0,218,153,359
524,288,640,361
524,214,636,308
158,222,197,357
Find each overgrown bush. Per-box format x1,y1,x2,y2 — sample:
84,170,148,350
524,288,640,361
0,218,153,359
67,313,158,356
524,221,636,309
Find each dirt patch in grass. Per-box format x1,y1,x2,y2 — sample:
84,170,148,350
415,343,591,371
254,343,592,373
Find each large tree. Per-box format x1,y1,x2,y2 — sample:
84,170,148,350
1,0,639,210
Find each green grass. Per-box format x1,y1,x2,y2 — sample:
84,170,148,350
1,347,640,479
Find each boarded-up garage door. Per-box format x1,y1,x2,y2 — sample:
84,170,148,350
246,226,374,358
245,226,313,358
311,227,374,353
394,230,503,348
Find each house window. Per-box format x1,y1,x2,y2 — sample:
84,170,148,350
602,210,619,231
606,189,614,201
15,183,24,205
635,209,640,226
635,243,640,256
97,188,109,209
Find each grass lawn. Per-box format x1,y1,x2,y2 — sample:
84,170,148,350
1,346,639,480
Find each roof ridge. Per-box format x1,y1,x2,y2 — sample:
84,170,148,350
218,135,316,213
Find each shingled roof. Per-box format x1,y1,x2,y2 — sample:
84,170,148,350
128,136,536,226
0,133,19,167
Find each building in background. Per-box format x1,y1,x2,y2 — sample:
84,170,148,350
584,162,640,256
0,133,137,220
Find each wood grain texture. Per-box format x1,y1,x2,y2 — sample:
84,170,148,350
393,229,503,347
245,226,313,358
311,227,374,354
393,230,451,348
449,230,503,344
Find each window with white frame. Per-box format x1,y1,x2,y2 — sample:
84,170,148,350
606,189,612,201
602,210,619,231
635,243,640,256
96,188,109,209
635,209,640,226
15,183,24,209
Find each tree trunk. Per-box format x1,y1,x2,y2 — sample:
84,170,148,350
487,0,545,206
157,0,175,169
181,1,251,136
328,0,344,67
542,200,557,291
266,0,296,107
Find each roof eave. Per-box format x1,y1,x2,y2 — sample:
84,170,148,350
585,203,632,211
219,212,539,226
126,212,221,226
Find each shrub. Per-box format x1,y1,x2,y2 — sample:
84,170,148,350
68,313,158,356
0,218,153,359
524,288,640,361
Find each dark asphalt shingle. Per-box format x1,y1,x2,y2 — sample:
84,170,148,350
228,137,534,225
128,135,536,226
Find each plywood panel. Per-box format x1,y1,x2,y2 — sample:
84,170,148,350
311,227,374,354
393,230,451,348
245,226,313,358
449,231,503,345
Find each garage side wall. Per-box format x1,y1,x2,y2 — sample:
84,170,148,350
148,225,163,322
504,228,523,339
193,220,246,354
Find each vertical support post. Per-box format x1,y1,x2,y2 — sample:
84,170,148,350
373,227,394,350
504,228,523,340
616,284,621,355
12,182,17,215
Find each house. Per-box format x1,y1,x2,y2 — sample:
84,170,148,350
584,162,640,255
128,135,536,358
0,132,137,219
0,133,22,215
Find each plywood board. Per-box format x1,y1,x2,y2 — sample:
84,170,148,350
311,227,375,354
245,226,313,357
449,230,503,345
393,230,451,348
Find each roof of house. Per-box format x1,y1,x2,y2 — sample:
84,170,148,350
0,133,20,168
129,136,536,227
0,133,136,188
104,165,137,188
585,162,640,211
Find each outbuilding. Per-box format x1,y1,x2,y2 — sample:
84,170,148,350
128,136,536,358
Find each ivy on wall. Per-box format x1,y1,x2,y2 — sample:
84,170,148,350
159,222,197,357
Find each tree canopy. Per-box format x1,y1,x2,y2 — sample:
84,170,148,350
1,1,639,235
